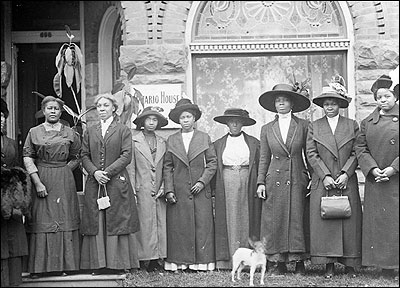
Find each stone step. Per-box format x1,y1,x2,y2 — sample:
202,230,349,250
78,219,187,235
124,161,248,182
20,273,126,287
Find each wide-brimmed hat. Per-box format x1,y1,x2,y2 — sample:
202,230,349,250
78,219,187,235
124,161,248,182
259,83,311,113
371,74,398,100
133,106,168,129
313,75,352,108
214,108,256,126
168,98,202,124
1,98,9,119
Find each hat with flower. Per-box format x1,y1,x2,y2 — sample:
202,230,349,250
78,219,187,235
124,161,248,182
313,75,352,108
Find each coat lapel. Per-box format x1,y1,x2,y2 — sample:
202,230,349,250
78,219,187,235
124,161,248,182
272,119,290,155
104,119,118,144
93,122,104,144
285,118,298,152
335,116,356,150
154,133,166,165
243,132,256,170
313,117,339,158
133,132,154,165
187,130,209,163
168,131,189,166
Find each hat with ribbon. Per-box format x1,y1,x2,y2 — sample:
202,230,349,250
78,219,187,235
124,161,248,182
133,106,168,129
259,78,311,113
313,75,352,108
213,108,256,126
168,98,202,124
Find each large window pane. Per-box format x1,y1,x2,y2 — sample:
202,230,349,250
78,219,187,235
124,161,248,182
193,52,346,141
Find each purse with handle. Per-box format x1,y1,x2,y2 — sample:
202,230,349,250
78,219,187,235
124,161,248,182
97,184,111,210
320,189,351,219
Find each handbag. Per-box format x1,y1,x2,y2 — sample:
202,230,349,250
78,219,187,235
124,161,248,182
320,189,351,219
97,184,111,210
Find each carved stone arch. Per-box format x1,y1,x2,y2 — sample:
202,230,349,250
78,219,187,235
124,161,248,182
98,4,123,93
113,1,128,43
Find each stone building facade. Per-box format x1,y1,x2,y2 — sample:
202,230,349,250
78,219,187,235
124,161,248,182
1,1,399,195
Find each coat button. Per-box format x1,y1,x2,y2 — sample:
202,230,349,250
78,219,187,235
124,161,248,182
276,181,280,187
276,169,280,174
334,157,338,161
286,180,290,185
390,139,395,145
275,156,279,159
189,196,193,200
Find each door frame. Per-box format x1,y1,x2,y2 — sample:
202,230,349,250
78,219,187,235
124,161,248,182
4,2,86,140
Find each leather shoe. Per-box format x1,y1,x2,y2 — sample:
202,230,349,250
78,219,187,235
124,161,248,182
325,263,335,279
345,266,356,278
381,269,395,279
278,262,287,274
295,261,306,275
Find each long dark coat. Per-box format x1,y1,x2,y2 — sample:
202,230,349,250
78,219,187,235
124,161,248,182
257,115,310,255
163,129,217,265
81,118,139,236
306,116,362,262
212,132,262,261
355,104,399,269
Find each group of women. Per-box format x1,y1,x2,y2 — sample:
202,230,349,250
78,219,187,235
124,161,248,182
0,72,398,286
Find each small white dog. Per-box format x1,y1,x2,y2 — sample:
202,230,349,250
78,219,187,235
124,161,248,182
231,238,267,286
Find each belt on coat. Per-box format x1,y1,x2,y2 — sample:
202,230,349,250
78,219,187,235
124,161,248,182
223,165,249,171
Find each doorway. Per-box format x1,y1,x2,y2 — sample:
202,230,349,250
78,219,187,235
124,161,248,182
16,42,83,191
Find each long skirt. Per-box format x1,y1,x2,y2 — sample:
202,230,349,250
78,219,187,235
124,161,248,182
216,167,249,270
28,230,80,273
80,210,139,270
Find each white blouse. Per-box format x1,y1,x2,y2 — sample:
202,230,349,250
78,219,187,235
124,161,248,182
327,114,339,135
222,133,250,165
101,116,114,138
182,130,194,154
278,112,292,144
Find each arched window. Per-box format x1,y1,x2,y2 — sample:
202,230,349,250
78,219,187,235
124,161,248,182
186,1,354,141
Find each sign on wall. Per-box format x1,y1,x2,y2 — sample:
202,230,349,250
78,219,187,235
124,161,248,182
130,84,188,129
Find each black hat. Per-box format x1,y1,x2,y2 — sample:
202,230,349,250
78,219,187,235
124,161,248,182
1,98,9,119
259,83,311,113
214,108,256,126
133,106,168,129
371,74,398,100
371,74,392,94
313,75,352,108
168,98,202,124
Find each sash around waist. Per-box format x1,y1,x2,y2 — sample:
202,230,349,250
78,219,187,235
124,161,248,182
223,165,249,170
37,160,67,168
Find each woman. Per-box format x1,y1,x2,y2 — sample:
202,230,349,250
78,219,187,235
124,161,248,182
23,96,81,277
163,98,217,272
80,93,140,274
212,108,262,269
306,76,362,278
355,74,399,278
127,106,168,272
1,98,30,286
256,83,311,275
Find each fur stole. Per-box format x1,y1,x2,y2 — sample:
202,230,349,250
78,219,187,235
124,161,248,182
1,166,32,219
